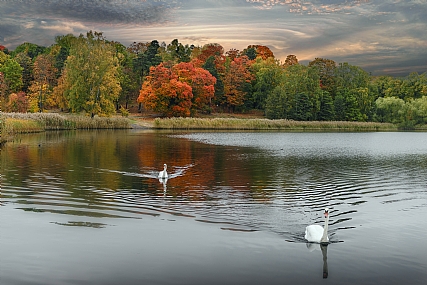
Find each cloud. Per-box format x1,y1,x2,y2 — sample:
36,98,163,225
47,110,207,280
0,0,179,48
246,0,372,14
1,0,426,75
1,0,178,25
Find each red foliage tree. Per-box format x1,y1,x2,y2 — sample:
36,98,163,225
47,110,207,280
244,45,274,60
223,56,254,110
137,61,216,117
197,43,224,63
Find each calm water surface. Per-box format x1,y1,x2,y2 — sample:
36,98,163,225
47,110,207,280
1,130,427,285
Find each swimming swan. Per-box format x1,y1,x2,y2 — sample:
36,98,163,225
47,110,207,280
305,208,329,244
158,164,168,179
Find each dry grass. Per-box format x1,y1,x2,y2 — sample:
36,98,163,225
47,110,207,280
153,117,398,131
0,113,131,135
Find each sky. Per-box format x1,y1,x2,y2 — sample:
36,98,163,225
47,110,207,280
0,0,426,76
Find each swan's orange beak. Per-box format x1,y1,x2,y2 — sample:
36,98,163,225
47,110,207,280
324,211,329,218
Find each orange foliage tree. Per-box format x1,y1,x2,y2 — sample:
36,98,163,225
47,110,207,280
242,45,274,60
138,61,216,117
224,56,254,110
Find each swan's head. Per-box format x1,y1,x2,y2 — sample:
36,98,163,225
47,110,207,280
324,208,329,218
164,163,167,169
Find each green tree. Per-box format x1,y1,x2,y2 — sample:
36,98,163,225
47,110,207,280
159,39,192,64
62,31,121,117
52,34,76,76
317,91,335,121
283,64,321,120
335,62,370,91
293,92,314,121
251,57,284,110
13,52,33,92
308,58,336,95
412,96,427,124
11,42,46,60
265,85,291,119
375,96,405,123
334,89,363,121
0,52,23,109
133,40,162,79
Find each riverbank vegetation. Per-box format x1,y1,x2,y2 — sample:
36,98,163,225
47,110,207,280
0,113,130,136
153,117,397,131
1,31,427,131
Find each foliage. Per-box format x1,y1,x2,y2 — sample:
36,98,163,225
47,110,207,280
13,52,33,92
61,32,121,117
4,33,427,127
159,39,192,64
223,56,254,111
0,52,23,94
27,54,57,112
265,64,321,120
138,61,216,117
375,96,405,123
242,45,274,60
6,92,28,112
251,57,285,110
10,42,46,59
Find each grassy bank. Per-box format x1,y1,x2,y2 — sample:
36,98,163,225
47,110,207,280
153,117,398,131
1,113,131,135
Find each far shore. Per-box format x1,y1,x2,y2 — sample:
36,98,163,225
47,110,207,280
0,112,404,142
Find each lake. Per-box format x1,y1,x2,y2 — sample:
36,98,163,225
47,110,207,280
1,130,427,285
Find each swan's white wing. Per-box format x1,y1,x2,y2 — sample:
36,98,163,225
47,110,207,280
305,225,324,243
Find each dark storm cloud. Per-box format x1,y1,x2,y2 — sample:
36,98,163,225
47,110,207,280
1,0,178,25
0,0,179,49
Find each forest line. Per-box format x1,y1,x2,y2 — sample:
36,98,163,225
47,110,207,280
1,31,426,129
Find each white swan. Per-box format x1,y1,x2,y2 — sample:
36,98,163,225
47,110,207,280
305,208,329,244
158,164,168,179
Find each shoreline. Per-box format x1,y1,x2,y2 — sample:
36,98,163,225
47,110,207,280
3,112,426,144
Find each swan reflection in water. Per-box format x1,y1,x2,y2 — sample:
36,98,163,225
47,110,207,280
306,243,329,279
159,177,168,193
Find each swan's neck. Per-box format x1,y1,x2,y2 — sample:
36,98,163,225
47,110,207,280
321,215,329,243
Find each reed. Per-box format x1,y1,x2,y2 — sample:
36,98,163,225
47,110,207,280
153,117,398,131
1,113,131,134
3,118,44,134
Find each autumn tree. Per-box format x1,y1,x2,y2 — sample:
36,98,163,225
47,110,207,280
284,54,299,66
137,61,216,117
308,58,336,95
223,56,254,111
197,43,225,63
242,45,274,60
27,54,57,112
7,91,28,112
225,48,240,61
61,31,121,117
198,44,226,109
